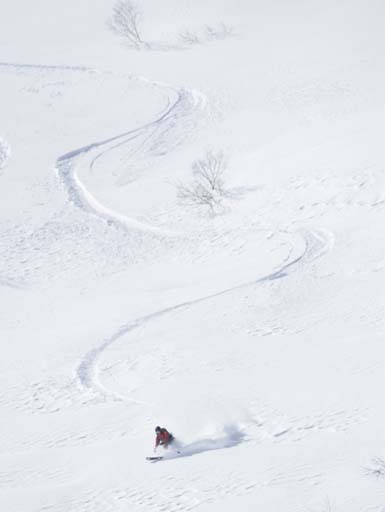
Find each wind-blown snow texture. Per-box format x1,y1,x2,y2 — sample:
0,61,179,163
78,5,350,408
1,1,385,511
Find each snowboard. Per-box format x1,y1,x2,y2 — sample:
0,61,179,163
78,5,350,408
146,456,163,462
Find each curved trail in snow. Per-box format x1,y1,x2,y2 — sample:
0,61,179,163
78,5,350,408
55,86,206,237
0,61,208,237
77,228,333,402
1,62,334,416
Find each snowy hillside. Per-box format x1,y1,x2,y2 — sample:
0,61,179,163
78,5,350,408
1,1,385,510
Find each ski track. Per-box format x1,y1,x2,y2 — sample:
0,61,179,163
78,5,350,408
0,61,208,238
0,61,210,288
55,86,204,237
2,59,334,426
1,59,338,510
77,228,333,402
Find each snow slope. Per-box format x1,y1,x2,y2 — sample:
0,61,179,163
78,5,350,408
1,1,385,510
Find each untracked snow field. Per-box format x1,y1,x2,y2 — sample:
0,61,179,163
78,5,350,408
1,1,385,511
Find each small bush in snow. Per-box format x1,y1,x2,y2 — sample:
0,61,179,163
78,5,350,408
177,150,228,213
179,29,201,46
179,22,234,47
108,0,147,49
204,23,234,41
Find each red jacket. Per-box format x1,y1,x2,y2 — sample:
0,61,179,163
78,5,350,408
155,428,171,447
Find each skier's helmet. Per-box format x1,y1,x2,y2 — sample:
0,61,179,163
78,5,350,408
155,426,161,433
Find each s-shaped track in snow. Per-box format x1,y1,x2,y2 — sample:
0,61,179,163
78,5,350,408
55,79,208,237
77,228,334,403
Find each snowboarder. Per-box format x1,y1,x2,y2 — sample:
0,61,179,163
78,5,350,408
154,426,174,451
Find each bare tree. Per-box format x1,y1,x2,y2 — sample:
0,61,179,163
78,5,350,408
192,149,226,193
108,0,146,49
177,150,227,213
177,181,221,212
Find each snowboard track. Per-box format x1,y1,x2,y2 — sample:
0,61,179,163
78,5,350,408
77,228,333,402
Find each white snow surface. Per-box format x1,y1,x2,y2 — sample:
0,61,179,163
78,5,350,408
1,1,385,511
0,137,10,171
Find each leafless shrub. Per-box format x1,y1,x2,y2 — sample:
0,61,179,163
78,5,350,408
364,457,385,478
204,22,234,41
179,29,201,46
179,22,234,48
177,150,228,213
108,0,147,49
